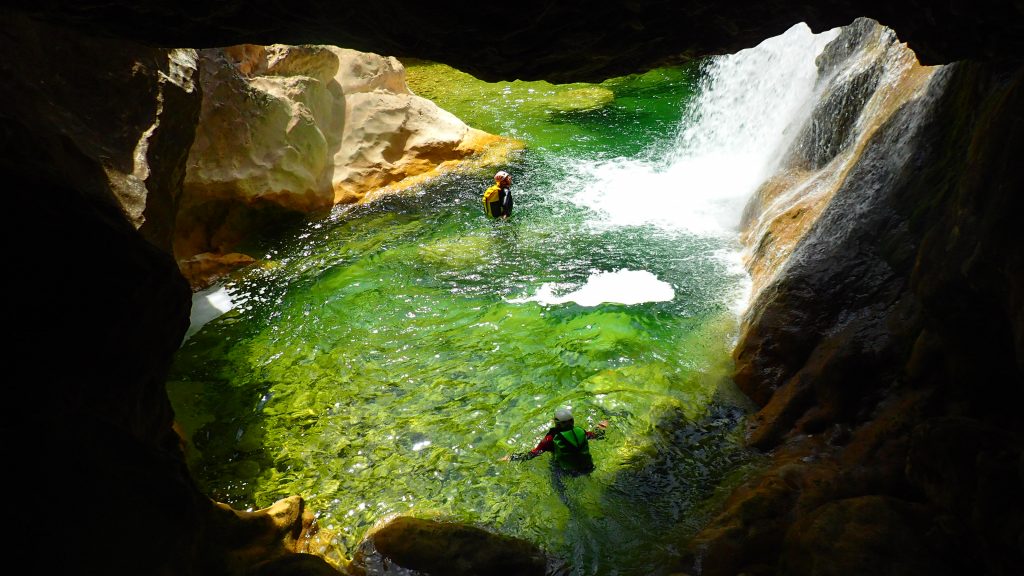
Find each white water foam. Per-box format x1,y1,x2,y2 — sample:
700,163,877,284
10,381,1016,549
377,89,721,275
564,22,840,236
184,284,235,342
509,269,675,306
534,23,840,313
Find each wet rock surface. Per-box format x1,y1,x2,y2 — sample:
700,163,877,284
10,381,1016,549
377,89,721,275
713,35,1023,576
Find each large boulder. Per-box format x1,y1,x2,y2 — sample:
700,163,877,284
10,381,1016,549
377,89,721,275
350,516,547,576
178,43,509,288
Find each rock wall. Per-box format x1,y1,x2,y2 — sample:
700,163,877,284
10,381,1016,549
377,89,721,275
178,43,509,289
0,11,199,254
13,1,1023,81
2,12,343,576
0,11,508,576
683,19,1023,576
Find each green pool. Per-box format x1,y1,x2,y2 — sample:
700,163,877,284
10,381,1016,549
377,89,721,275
169,60,760,575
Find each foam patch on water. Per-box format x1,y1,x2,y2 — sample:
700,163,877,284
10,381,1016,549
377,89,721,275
184,284,235,342
510,269,675,306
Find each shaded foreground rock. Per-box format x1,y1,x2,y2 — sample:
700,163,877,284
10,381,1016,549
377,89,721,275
779,495,950,576
350,516,547,576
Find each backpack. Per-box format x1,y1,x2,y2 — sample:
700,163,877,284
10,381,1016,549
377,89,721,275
552,427,594,472
482,183,501,203
482,184,503,217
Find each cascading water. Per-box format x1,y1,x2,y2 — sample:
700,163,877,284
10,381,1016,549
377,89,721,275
562,23,838,237
738,19,938,301
172,22,844,576
521,22,839,317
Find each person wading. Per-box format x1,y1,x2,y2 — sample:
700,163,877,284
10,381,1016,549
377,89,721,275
501,408,608,474
482,170,514,220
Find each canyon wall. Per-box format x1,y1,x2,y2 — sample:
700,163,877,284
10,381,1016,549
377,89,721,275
683,19,1022,576
1,11,511,576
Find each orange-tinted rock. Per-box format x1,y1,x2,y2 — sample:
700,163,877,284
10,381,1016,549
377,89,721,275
176,44,514,287
177,251,256,290
204,496,343,574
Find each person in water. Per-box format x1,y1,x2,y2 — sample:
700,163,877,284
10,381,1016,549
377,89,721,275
482,170,514,219
502,408,609,474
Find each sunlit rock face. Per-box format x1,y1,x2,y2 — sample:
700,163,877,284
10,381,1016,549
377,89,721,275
736,18,938,408
178,43,506,288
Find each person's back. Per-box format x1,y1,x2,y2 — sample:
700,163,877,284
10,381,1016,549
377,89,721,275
482,182,504,217
501,408,607,474
483,170,513,219
551,425,594,473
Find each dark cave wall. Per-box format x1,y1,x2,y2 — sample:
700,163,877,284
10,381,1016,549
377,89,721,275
9,1,1024,81
2,8,195,489
2,12,208,574
3,2,1022,575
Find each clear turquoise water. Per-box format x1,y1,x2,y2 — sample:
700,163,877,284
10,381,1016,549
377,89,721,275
168,63,759,575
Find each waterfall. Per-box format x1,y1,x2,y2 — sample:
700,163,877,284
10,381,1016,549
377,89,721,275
565,22,840,236
738,19,938,300
544,22,839,310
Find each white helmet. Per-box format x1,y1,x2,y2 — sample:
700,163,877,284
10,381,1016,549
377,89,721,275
494,170,511,185
553,408,573,424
